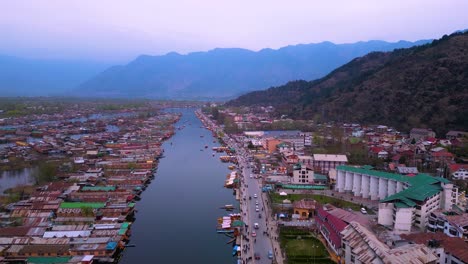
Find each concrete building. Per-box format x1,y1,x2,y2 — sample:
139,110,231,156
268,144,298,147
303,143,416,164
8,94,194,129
297,155,313,166
292,164,314,184
341,222,437,264
427,211,468,238
335,165,458,233
313,154,348,174
402,232,468,264
452,168,468,180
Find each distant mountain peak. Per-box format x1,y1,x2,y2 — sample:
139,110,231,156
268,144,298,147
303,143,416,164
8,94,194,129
75,38,431,99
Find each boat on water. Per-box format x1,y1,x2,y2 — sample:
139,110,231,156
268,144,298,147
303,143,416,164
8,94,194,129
204,145,208,148
219,204,235,211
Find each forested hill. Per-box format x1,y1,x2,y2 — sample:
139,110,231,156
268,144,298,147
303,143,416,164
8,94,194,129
227,32,468,134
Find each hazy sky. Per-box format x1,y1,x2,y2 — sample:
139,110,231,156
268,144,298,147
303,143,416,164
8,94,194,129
1,0,467,62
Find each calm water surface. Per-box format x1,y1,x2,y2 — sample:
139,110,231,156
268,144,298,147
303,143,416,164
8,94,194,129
120,109,238,264
0,167,37,193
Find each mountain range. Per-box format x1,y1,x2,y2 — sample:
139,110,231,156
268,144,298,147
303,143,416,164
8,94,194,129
0,55,109,96
75,40,430,99
227,32,468,134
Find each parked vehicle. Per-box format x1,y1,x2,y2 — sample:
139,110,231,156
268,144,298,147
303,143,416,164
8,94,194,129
254,223,259,229
254,253,260,260
268,250,273,259
360,208,367,214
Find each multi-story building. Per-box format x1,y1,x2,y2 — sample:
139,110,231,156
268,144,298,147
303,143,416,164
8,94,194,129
427,211,468,238
335,165,458,233
292,164,314,184
341,222,437,264
297,155,313,166
452,168,468,180
313,154,348,174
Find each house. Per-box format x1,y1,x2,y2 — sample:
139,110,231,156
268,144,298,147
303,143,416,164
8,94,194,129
341,222,438,264
410,128,436,141
282,152,299,164
450,164,468,180
314,206,347,256
431,150,454,164
446,131,468,140
292,199,316,219
402,232,468,264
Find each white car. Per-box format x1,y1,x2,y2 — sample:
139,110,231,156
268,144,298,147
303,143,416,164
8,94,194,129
253,194,257,198
255,201,259,205
360,208,367,214
256,207,260,212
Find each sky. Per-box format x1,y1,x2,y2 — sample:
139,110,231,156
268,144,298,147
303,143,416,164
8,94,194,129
1,0,467,63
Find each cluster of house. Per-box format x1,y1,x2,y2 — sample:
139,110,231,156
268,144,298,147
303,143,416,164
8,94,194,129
0,111,180,263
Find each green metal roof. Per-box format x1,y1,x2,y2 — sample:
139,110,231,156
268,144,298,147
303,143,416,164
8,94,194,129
27,257,72,263
314,174,328,180
82,186,116,192
60,202,106,209
337,165,452,208
280,184,327,190
337,165,409,182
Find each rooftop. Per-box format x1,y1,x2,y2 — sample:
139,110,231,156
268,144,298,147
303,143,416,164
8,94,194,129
402,232,468,263
342,222,437,264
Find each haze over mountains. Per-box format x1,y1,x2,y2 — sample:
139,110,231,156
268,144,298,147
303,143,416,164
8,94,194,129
227,32,468,134
74,40,430,99
0,55,109,96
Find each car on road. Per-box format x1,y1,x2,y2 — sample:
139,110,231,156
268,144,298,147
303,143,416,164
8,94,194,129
268,250,273,259
254,223,259,229
360,208,367,214
251,231,257,237
256,207,260,212
255,201,259,205
258,214,262,219
253,194,257,198
254,253,260,260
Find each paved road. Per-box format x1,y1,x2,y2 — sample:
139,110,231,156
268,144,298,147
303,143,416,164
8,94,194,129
198,111,282,264
230,140,279,264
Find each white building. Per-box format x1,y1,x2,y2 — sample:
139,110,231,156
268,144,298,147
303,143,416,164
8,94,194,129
292,164,314,184
452,168,468,180
335,165,458,233
313,154,348,174
427,211,468,238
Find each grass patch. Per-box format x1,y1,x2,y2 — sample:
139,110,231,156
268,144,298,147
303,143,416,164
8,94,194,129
270,193,372,213
280,227,334,264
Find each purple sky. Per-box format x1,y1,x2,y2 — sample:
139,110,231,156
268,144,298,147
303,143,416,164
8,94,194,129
1,0,467,62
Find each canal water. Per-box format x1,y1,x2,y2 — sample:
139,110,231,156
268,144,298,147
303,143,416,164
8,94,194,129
120,109,238,264
0,167,37,193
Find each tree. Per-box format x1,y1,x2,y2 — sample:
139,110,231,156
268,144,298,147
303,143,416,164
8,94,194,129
35,162,57,185
81,206,94,217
